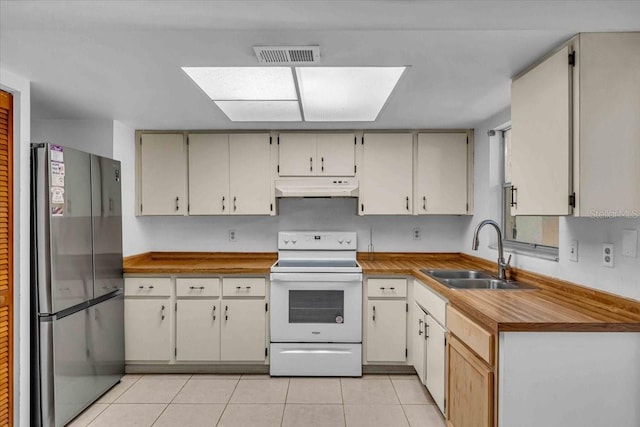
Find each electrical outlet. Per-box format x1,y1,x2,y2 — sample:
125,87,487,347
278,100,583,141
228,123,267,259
229,230,237,242
412,227,422,240
602,243,614,267
568,240,578,262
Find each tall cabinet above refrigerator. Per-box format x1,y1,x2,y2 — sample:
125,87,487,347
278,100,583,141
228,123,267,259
30,143,124,427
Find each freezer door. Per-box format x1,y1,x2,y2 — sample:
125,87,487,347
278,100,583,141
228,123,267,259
88,294,125,398
91,155,123,299
39,145,94,313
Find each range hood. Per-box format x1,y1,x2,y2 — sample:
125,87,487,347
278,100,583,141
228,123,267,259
275,177,359,198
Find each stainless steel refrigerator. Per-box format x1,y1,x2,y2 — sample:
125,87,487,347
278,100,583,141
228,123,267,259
30,143,125,427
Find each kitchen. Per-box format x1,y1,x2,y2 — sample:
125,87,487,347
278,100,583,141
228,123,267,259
1,1,640,427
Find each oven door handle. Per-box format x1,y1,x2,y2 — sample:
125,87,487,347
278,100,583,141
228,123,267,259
270,273,363,283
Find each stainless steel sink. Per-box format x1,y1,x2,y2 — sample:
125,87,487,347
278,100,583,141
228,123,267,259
421,269,493,280
421,269,537,290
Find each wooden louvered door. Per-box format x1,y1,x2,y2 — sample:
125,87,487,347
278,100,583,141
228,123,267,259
0,90,13,426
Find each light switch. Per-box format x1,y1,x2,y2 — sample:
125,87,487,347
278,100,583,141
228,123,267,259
622,229,638,258
568,240,578,262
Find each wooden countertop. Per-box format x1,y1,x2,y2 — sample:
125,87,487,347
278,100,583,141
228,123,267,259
124,251,640,333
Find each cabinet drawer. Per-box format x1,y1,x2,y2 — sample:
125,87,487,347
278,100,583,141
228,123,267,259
447,306,494,365
222,277,266,297
125,277,171,297
414,280,447,326
176,278,220,297
367,278,407,298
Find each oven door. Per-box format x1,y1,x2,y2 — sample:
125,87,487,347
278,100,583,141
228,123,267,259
270,273,362,343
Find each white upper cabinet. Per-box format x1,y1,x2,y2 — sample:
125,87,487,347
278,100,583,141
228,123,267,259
139,133,187,215
511,32,640,217
511,45,572,216
278,133,317,176
316,133,356,176
416,133,469,215
360,133,413,215
188,134,229,215
229,133,272,215
278,132,355,176
185,133,271,216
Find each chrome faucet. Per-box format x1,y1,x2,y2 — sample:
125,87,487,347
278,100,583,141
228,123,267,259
472,219,512,280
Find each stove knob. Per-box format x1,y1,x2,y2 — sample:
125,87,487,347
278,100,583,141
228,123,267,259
292,239,297,244
338,239,344,244
346,239,352,244
283,239,289,244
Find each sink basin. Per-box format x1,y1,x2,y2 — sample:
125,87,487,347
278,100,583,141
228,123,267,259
421,269,537,290
440,278,537,290
421,269,494,280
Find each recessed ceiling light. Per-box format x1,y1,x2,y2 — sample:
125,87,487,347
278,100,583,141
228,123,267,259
295,67,406,121
215,100,302,122
182,67,297,100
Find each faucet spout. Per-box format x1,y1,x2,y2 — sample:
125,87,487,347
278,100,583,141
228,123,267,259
471,219,510,280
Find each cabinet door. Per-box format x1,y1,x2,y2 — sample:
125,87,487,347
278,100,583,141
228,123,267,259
511,46,572,216
447,334,493,427
124,299,171,361
278,133,317,176
229,133,272,215
220,299,266,361
416,133,468,214
366,299,407,362
425,314,446,414
140,133,187,215
411,304,427,383
361,133,413,215
176,299,220,361
316,133,355,176
188,134,229,215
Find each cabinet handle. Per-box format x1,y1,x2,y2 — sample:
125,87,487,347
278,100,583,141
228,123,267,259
175,197,180,211
225,305,228,321
138,285,154,290
189,286,205,290
510,186,517,208
310,157,313,172
423,196,426,211
321,157,324,172
236,286,252,290
425,323,429,339
372,305,376,321
418,319,423,335
380,287,385,290
161,305,165,321
212,305,216,321
233,196,237,212
222,196,225,211
406,196,410,210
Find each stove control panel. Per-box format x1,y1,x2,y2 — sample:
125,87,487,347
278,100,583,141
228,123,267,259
278,231,357,250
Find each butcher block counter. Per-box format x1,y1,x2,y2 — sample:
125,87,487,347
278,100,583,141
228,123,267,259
124,251,640,333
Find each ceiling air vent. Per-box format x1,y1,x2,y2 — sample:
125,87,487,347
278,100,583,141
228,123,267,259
253,46,320,64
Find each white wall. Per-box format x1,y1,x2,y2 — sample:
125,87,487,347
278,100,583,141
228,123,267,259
132,198,471,255
465,108,640,301
31,118,114,158
1,68,31,427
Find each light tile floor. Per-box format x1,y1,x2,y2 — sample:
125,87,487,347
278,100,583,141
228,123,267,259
67,374,446,427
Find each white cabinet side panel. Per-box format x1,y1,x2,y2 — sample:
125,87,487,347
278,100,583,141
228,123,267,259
499,332,640,427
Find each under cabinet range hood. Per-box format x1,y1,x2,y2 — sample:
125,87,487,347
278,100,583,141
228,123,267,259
275,177,359,198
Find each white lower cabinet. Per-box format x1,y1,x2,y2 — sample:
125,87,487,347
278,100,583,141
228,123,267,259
425,313,446,413
125,299,172,361
176,299,221,361
221,299,267,361
365,278,408,363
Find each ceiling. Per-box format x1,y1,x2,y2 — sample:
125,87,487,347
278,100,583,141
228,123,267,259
1,1,639,130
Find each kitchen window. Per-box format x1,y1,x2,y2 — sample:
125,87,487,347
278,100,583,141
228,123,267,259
501,128,559,259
